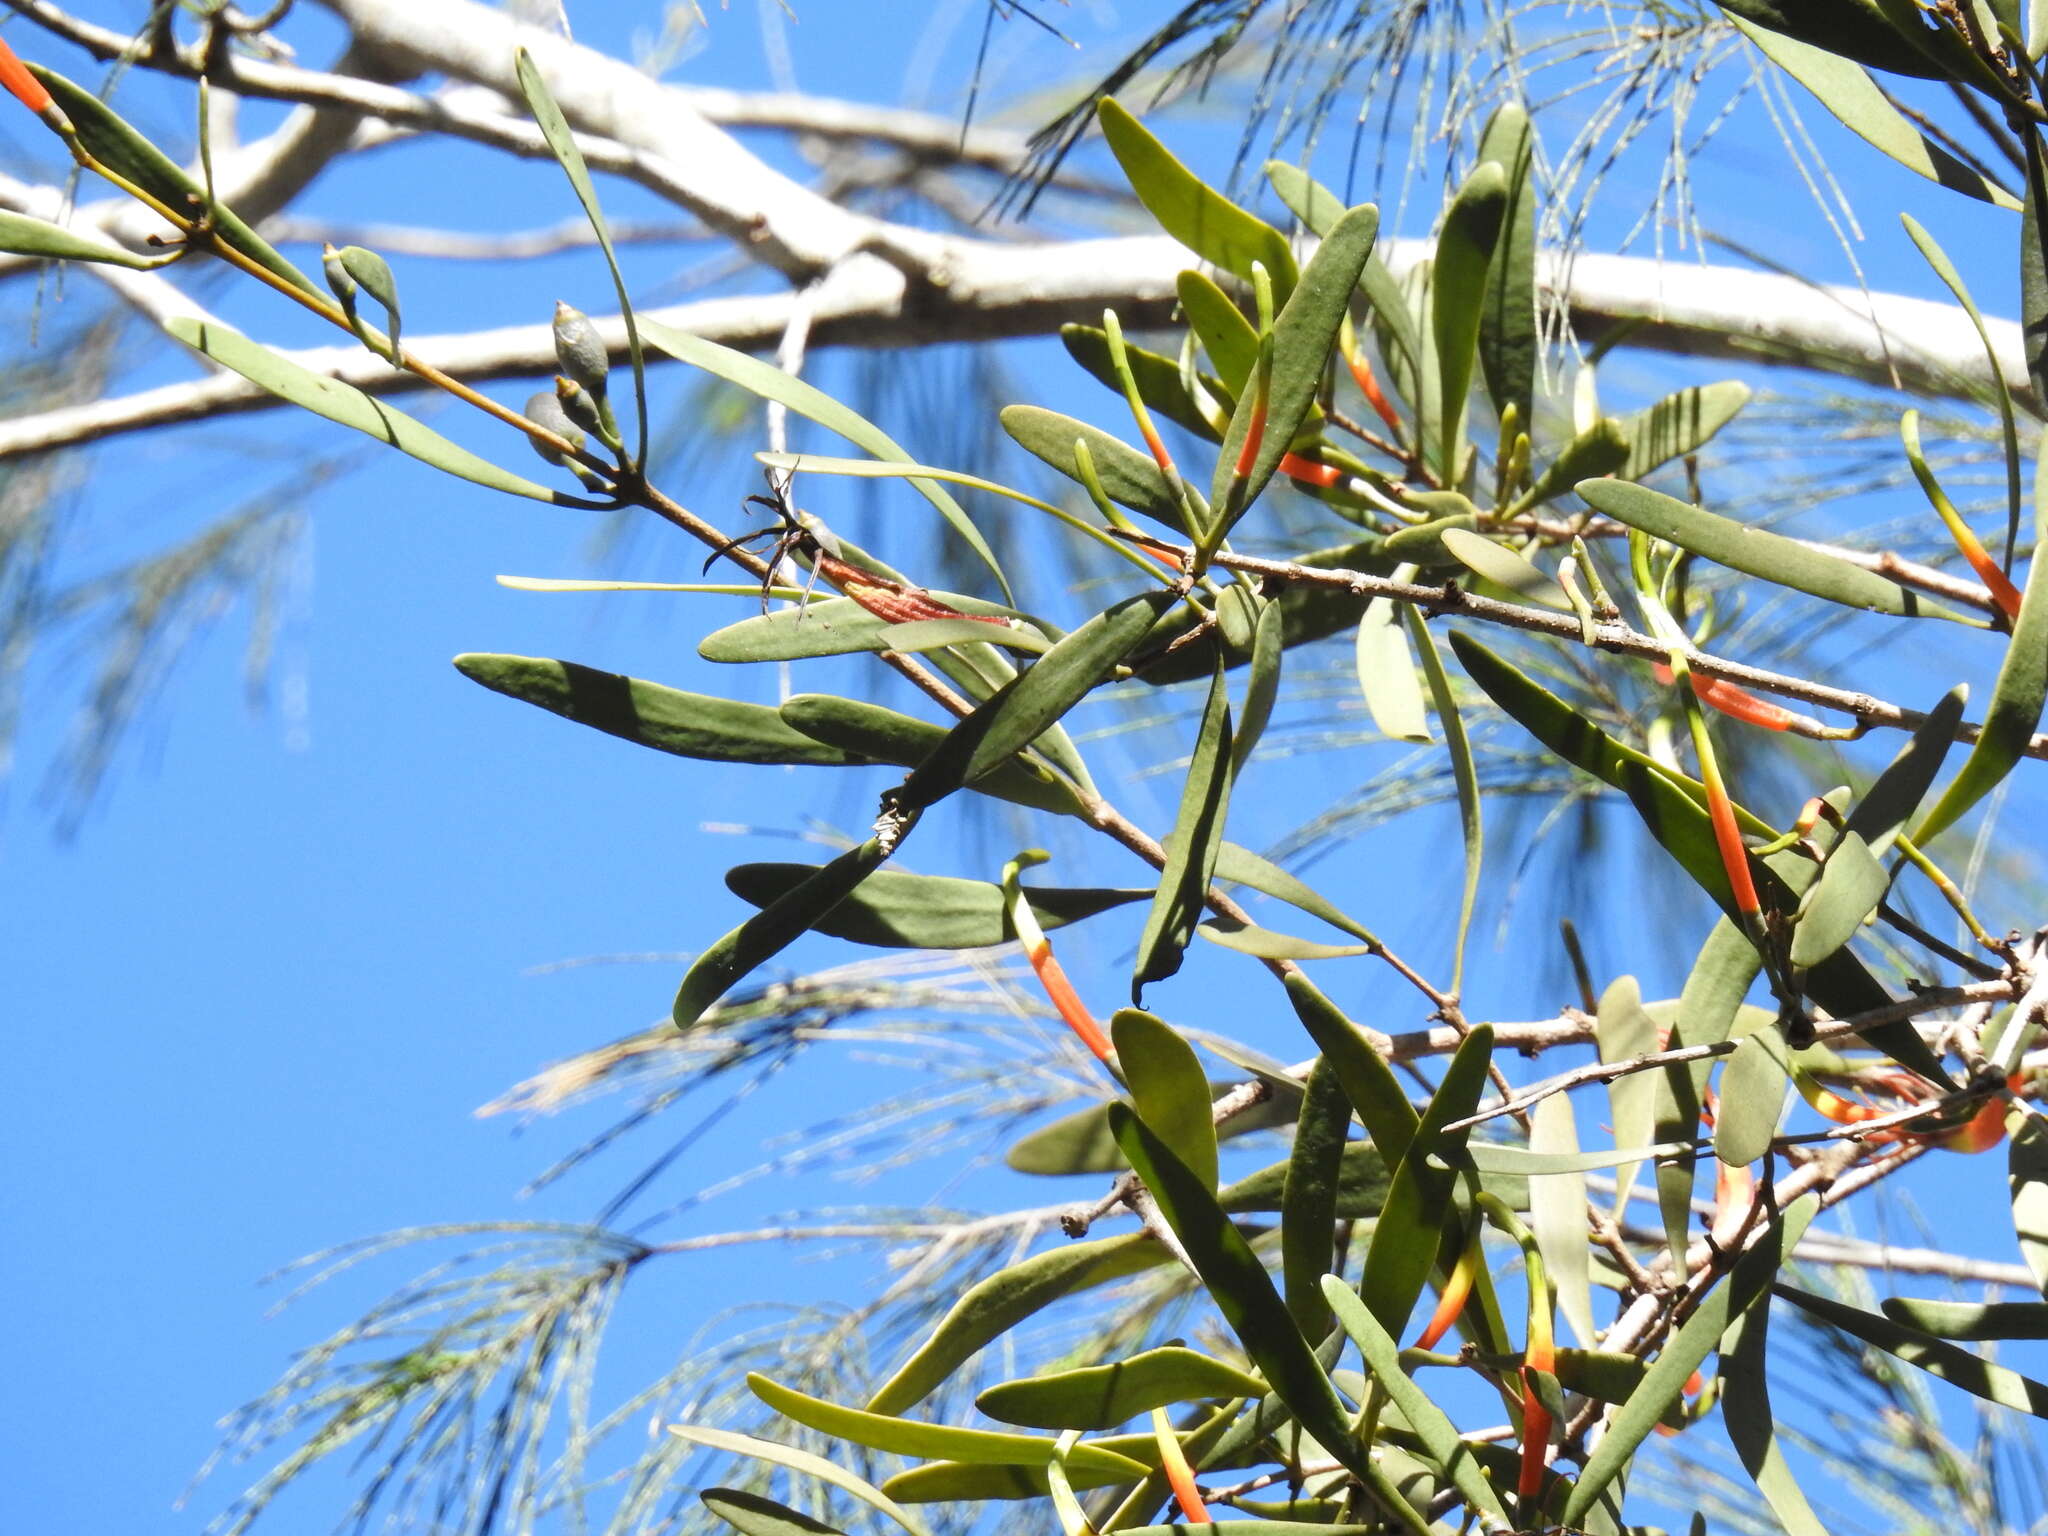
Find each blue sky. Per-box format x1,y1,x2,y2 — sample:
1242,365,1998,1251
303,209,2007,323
4,2,2044,1533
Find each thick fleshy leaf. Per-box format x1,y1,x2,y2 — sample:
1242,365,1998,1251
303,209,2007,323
334,244,402,360
1530,1094,1595,1347
1722,1286,1829,1536
1221,1141,1393,1216
866,1234,1167,1414
1779,1286,2048,1417
1061,323,1227,440
1284,975,1420,1164
165,319,561,502
1714,1026,1793,1166
1449,1138,1699,1175
1209,204,1380,531
1178,270,1261,393
1789,831,1887,968
0,209,164,269
1108,1104,1429,1532
1264,161,1421,378
748,1373,1147,1475
1598,977,1661,1215
1408,607,1482,989
1099,98,1298,303
454,655,865,767
975,1347,1267,1430
877,617,1051,656
700,596,1017,663
1843,686,1967,859
1007,1077,1301,1176
1579,478,1974,623
1321,1278,1514,1528
1355,602,1430,743
1233,595,1285,776
1382,512,1480,568
666,1426,931,1536
1732,18,2019,207
2011,1114,2048,1300
1476,103,1537,430
641,318,1008,598
1000,404,1184,531
701,1488,846,1536
725,865,1148,950
1518,418,1631,511
1713,0,1956,76
1197,921,1373,961
2027,132,2048,410
1281,1059,1351,1337
1358,1026,1494,1338
1617,382,1751,482
1883,1298,2048,1339
1915,439,2048,844
1133,658,1235,998
673,839,892,1028
1429,163,1508,475
1215,842,1379,944
1113,1009,1220,1190
1562,1196,1817,1526
1657,920,1761,1268
1440,529,1569,609
778,694,1084,816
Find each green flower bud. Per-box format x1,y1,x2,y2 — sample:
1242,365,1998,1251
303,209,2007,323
554,375,604,436
320,242,355,303
522,389,585,467
552,301,609,400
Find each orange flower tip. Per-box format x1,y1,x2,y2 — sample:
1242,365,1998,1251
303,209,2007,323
0,43,55,120
1279,452,1341,488
1682,1369,1704,1397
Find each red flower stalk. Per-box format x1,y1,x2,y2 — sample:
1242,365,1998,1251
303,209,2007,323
1003,870,1114,1064
1152,1410,1212,1524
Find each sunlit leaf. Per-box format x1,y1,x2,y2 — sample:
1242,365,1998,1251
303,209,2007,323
1062,323,1227,440
1113,1009,1220,1190
1714,1026,1792,1166
1617,382,1750,482
1722,1286,1829,1536
702,1488,846,1536
1789,831,1886,969
1779,1286,2048,1416
1882,1297,2048,1338
667,1426,932,1536
976,1346,1266,1430
1007,1076,1301,1176
1598,977,1661,1216
1001,404,1184,531
1281,1059,1349,1338
1133,656,1235,998
1475,103,1537,430
0,208,164,268
2011,1114,2048,1300
1178,269,1261,392
1440,529,1569,609
1429,163,1507,476
1846,686,1967,856
1530,1094,1595,1347
778,693,1085,816
1356,602,1430,743
725,864,1149,949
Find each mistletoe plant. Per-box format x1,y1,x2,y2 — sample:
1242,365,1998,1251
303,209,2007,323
11,7,2048,1533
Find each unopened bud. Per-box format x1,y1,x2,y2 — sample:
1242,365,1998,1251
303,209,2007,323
552,301,609,400
321,242,355,302
554,375,604,436
522,390,585,466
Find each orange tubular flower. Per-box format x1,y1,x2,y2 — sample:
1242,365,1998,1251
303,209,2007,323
0,35,68,133
1151,1409,1211,1524
1004,865,1114,1064
1702,762,1762,921
1954,530,2024,620
1651,661,1794,732
1344,347,1404,436
1279,452,1343,489
1414,1225,1482,1350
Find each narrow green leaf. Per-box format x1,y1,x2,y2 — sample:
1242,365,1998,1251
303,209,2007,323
1281,1059,1351,1337
1356,602,1431,742
673,839,892,1028
1915,436,2048,843
702,1488,846,1536
1383,512,1480,568
640,318,1009,599
1779,1286,2048,1417
1845,686,1968,855
1598,977,1661,1216
1113,1009,1220,1190
726,865,1148,950
1563,1197,1818,1525
1732,19,2020,207
1447,1138,1699,1175
1000,405,1183,531
1530,1094,1595,1347
0,209,165,269
1712,0,1959,77
1476,103,1537,430
1214,842,1380,945
1062,323,1227,440
1284,975,1420,1165
866,1235,1169,1414
666,1426,931,1536
2027,129,2048,408
1264,160,1420,378
1108,1105,1429,1533
1008,1077,1301,1177
1132,657,1235,999
1518,418,1631,511
1430,163,1509,476
1579,478,1975,623
1882,1298,2048,1339
1789,831,1887,968
2011,1114,2048,1300
1358,1027,1494,1338
454,655,865,767
1407,607,1482,990
1222,1141,1394,1217
1197,920,1373,961
334,245,402,361
1098,99,1298,303
1209,204,1380,530
1440,529,1570,609
877,617,1052,656
1321,1277,1514,1529
1657,921,1761,1269
1617,382,1751,482
165,319,562,502
1714,1026,1793,1166
1722,1288,1830,1536
701,595,1019,664
1232,595,1285,777
778,693,1083,817
1177,270,1261,393
976,1347,1267,1431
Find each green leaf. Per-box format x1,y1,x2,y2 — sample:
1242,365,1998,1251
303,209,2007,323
701,595,1019,663
1112,1009,1220,1190
1132,659,1234,999
1476,103,1538,430
673,838,892,1029
778,693,1085,817
1657,921,1761,1269
725,865,1149,950
898,591,1175,812
1882,1298,2048,1339
1562,1196,1818,1525
2027,131,2048,409
1284,975,1419,1165
1320,1277,1514,1529
1232,594,1285,777
164,320,563,503
1062,323,1227,440
1430,163,1509,476
1914,435,2048,843
1722,1287,1829,1536
1789,832,1887,968
1209,204,1380,532
2011,1114,2048,1300
1214,842,1380,945
747,1373,1148,1476
1008,1078,1303,1176
1578,478,1976,623
701,1488,846,1536
1108,1105,1430,1533
1197,920,1373,961
1711,0,1957,77
31,65,318,295
1439,529,1570,609
1407,607,1482,990
640,318,1009,599
453,655,864,766
1845,686,1967,856
1779,1286,2048,1417
1448,1138,1699,1175
1731,18,2020,208
1282,1059,1352,1337
1098,99,1298,304
866,1234,1169,1414
333,245,402,361
1382,512,1480,568
1000,405,1184,532
1598,977,1661,1215
1356,602,1431,743
1617,382,1751,482
976,1347,1267,1431
1358,1026,1494,1338
1714,1026,1793,1165
666,1426,931,1536
1177,270,1261,393
877,617,1052,655
1263,161,1420,379
1529,1094,1595,1348
1517,418,1631,512
1221,1141,1393,1217
0,209,165,269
